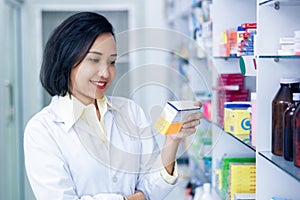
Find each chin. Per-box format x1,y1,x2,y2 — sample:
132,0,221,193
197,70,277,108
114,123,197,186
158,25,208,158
94,93,105,99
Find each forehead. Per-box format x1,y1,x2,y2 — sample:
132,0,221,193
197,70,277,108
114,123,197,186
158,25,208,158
90,33,116,53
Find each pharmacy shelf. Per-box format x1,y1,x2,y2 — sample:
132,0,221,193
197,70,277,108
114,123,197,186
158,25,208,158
224,131,256,152
213,56,240,60
211,0,300,198
258,55,300,62
258,55,300,58
213,122,256,152
259,0,300,6
259,151,300,182
214,55,300,64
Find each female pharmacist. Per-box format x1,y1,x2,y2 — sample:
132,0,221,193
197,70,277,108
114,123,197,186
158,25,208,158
23,12,202,200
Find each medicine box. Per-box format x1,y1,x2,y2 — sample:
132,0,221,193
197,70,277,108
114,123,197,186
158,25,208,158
224,102,251,136
221,157,256,198
154,101,200,135
234,193,255,200
229,163,256,200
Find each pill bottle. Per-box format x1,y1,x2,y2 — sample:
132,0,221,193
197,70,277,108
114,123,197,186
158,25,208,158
283,93,300,161
272,78,300,156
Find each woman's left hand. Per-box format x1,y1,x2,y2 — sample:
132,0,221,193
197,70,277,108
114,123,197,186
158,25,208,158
161,101,203,174
167,101,203,141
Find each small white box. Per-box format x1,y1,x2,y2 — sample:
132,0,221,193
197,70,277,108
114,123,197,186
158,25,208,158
234,193,256,200
154,101,200,135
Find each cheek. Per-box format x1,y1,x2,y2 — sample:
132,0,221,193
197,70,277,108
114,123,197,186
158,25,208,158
70,66,89,89
110,67,117,80
70,68,78,90
72,65,92,81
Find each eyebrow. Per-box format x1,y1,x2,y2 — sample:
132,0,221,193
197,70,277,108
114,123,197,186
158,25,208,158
88,51,117,57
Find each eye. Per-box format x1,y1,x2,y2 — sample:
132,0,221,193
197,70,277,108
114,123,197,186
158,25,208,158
110,60,116,65
88,58,100,63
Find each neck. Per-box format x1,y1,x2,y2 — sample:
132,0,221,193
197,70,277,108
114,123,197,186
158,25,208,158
94,99,101,121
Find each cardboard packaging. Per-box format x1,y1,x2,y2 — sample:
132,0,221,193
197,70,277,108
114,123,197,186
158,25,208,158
223,102,251,138
155,101,200,135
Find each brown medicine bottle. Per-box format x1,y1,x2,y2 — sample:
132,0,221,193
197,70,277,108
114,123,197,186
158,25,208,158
272,78,300,156
294,102,300,167
283,93,300,161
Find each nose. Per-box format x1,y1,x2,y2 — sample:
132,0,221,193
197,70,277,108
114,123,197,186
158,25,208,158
98,64,110,79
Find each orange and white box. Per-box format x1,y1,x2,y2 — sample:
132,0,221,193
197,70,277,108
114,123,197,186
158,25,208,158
155,101,200,135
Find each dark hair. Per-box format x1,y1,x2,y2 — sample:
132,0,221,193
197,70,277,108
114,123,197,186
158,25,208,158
40,12,115,96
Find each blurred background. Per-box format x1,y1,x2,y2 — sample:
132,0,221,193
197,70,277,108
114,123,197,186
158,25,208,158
0,0,212,199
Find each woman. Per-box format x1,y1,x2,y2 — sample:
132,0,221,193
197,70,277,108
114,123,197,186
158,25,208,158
24,12,202,200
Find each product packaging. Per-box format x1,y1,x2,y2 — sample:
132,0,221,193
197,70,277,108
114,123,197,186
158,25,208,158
271,197,291,200
249,93,257,147
272,78,300,156
216,73,249,126
234,193,255,200
229,163,256,200
155,101,201,135
223,102,251,140
220,157,256,199
203,100,212,121
293,99,300,168
283,93,300,161
239,56,257,76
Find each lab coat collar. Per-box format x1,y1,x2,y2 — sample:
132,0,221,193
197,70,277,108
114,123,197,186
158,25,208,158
50,94,117,132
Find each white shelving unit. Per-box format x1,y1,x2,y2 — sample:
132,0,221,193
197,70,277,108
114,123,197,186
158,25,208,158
167,0,300,199
211,0,300,199
256,0,300,199
211,1,257,199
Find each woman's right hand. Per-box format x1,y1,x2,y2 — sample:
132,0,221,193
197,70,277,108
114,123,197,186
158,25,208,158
126,190,146,200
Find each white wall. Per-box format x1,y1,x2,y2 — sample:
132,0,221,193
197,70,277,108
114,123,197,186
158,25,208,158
1,1,24,199
130,0,170,121
21,0,143,125
21,0,171,124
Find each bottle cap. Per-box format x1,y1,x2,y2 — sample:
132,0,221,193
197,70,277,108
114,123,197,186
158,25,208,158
280,77,300,84
293,93,300,101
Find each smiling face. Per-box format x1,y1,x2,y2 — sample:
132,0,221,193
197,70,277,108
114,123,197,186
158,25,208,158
70,33,117,105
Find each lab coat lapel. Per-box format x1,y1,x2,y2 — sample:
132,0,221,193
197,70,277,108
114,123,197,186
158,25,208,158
105,109,140,173
74,119,110,167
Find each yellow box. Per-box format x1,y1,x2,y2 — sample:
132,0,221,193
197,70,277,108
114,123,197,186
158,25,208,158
229,163,256,200
224,103,251,135
155,101,200,135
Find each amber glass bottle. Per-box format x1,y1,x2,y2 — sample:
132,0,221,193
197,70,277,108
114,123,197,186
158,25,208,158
283,93,300,161
272,78,300,156
294,102,300,167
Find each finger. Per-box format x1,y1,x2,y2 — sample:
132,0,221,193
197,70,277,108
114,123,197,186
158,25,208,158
194,101,202,108
179,127,197,135
182,119,200,129
185,112,203,122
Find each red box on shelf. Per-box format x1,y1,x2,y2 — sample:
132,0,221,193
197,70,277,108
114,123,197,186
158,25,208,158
203,100,212,122
215,73,249,126
218,74,245,90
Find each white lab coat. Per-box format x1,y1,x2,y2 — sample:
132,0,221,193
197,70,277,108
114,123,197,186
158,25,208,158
24,95,177,200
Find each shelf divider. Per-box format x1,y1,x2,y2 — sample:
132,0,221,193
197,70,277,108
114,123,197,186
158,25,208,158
259,0,300,6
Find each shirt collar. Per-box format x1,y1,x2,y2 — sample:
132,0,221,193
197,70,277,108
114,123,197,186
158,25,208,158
58,94,116,132
96,95,116,114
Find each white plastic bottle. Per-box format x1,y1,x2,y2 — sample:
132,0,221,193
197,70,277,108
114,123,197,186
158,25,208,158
193,186,202,200
200,183,213,200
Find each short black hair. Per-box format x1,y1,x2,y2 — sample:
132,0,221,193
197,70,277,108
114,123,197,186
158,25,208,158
40,12,115,96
